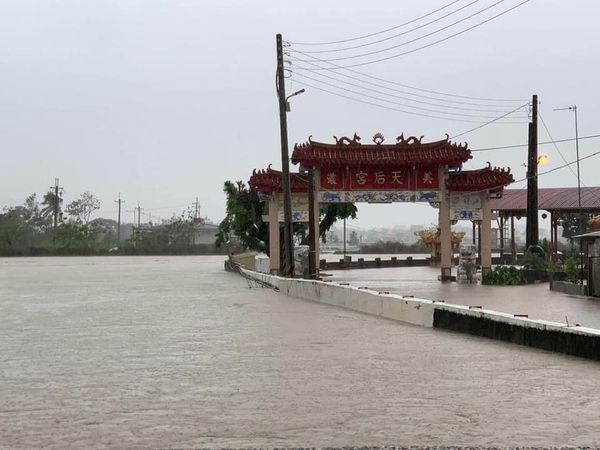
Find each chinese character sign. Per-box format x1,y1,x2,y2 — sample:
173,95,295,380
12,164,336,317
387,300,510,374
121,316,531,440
320,166,439,190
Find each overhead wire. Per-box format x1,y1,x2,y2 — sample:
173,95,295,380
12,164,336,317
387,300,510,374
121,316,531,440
292,0,484,54
290,77,524,124
449,102,529,138
538,113,600,202
512,150,600,185
288,46,527,104
290,56,528,111
292,71,527,120
288,0,464,46
471,134,600,152
290,0,532,69
291,0,507,59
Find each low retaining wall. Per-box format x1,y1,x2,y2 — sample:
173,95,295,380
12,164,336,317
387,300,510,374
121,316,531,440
241,268,600,361
321,255,510,271
550,280,588,297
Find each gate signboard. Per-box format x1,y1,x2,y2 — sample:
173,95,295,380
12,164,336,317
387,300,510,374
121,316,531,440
450,193,481,221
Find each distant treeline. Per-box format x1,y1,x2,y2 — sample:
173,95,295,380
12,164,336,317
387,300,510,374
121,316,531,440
0,192,236,257
359,240,429,254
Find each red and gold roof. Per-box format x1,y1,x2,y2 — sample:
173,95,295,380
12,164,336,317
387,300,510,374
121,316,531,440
248,165,308,193
249,164,513,194
291,133,472,168
446,164,514,192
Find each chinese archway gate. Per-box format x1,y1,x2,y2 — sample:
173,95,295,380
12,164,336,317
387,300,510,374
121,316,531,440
249,133,513,281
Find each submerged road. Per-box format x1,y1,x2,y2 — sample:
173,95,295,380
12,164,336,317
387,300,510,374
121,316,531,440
1,256,600,448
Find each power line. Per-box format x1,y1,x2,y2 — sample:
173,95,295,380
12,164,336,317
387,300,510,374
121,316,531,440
449,103,529,138
291,77,524,124
288,0,464,46
512,150,600,185
291,0,531,69
538,113,600,202
288,49,527,104
292,0,507,59
471,133,600,152
292,71,527,120
291,57,528,111
292,0,484,53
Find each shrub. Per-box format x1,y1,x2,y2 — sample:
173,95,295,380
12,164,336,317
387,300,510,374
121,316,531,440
482,265,527,285
565,256,582,284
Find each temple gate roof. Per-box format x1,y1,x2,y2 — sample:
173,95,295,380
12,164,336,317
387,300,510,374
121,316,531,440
291,133,472,168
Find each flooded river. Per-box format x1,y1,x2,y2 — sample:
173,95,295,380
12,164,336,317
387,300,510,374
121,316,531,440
2,256,600,448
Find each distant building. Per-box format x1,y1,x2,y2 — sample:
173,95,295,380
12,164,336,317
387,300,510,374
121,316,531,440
193,219,219,245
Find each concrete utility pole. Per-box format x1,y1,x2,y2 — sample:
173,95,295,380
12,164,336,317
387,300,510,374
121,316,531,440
115,193,124,243
50,178,63,232
525,94,539,250
137,201,143,228
276,33,294,277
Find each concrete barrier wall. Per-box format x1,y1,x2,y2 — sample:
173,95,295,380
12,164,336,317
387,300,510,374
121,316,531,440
241,268,600,361
243,268,434,327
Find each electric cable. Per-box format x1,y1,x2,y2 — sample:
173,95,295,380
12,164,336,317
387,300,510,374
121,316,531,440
292,71,528,120
449,103,529,138
291,77,524,124
292,0,506,59
291,0,531,69
288,0,464,46
288,50,527,103
291,57,529,111
471,134,600,152
293,0,483,54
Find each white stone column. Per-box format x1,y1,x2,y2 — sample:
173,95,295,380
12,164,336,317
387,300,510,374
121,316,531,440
480,193,492,275
312,169,321,270
268,193,280,273
438,166,452,281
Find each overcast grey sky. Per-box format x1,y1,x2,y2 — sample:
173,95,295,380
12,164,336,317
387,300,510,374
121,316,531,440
1,0,598,228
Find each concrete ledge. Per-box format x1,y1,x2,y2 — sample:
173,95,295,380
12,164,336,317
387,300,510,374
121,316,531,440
240,268,600,361
550,280,588,296
433,308,600,360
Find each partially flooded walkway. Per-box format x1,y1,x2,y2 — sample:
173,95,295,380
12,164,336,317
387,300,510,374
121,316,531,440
327,265,600,328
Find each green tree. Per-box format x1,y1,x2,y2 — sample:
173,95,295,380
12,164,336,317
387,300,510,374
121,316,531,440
41,190,63,225
319,203,357,240
216,181,267,252
66,192,101,224
559,213,593,252
55,221,102,253
216,180,359,252
0,194,50,254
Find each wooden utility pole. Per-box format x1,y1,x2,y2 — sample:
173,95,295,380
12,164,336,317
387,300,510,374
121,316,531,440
276,33,294,277
115,193,124,243
526,94,538,250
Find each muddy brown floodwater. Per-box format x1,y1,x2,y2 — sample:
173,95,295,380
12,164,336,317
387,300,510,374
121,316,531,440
1,256,600,448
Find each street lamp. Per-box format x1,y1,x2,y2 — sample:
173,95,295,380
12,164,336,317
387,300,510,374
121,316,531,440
286,88,305,112
554,105,583,283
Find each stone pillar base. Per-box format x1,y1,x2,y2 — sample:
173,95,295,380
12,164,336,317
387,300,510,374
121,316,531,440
440,267,453,282
481,266,492,277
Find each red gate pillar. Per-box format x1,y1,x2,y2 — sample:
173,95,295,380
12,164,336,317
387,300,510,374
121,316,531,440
439,166,453,281
268,193,281,274
480,193,492,275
